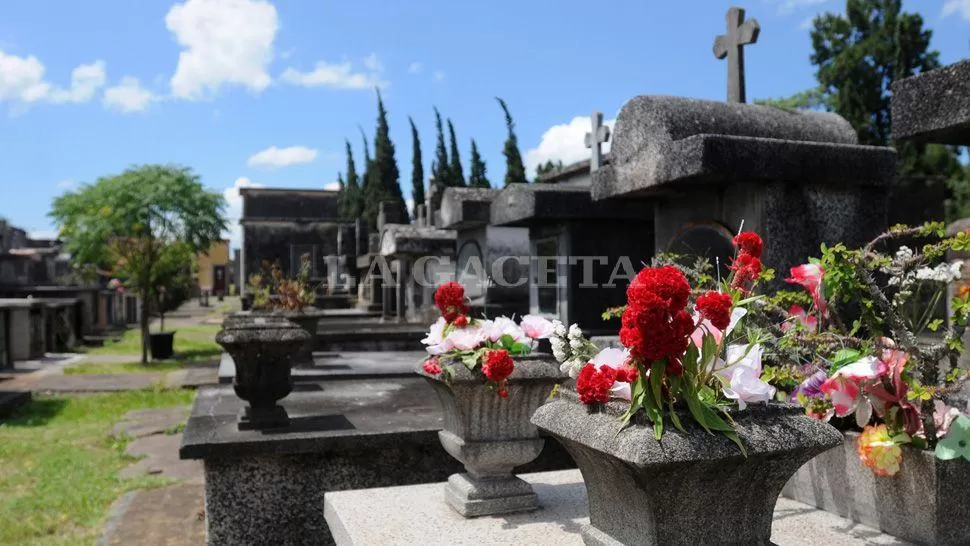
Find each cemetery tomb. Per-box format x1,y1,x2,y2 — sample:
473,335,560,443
891,59,970,146
378,223,456,324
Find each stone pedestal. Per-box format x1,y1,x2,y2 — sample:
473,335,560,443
532,391,843,545
418,354,564,517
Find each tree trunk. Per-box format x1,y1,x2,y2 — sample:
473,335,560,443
141,279,151,364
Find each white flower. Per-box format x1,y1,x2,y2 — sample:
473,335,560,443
552,319,567,337
568,324,583,340
569,337,585,350
915,262,963,283
717,344,775,410
480,316,525,343
421,317,447,346
520,315,555,339
560,357,586,379
446,325,486,351
950,260,964,281
550,338,567,362
894,246,913,264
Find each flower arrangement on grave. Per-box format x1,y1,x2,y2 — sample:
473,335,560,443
246,254,316,312
420,281,556,397
551,231,775,451
764,223,970,476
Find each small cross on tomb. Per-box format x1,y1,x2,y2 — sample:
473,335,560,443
713,6,760,103
584,111,610,172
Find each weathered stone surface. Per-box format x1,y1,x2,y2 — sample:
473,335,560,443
99,483,205,546
218,350,426,384
490,183,646,227
418,353,564,517
378,224,456,257
592,95,895,201
120,433,203,483
532,390,843,545
113,406,190,439
440,187,501,230
892,59,970,146
783,431,970,545
323,469,911,546
180,380,575,544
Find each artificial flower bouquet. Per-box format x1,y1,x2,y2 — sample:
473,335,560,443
420,281,556,397
770,223,970,476
552,231,776,452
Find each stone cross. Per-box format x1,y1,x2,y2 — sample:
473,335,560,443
713,6,760,103
584,111,610,172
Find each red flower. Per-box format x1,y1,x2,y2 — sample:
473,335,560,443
665,359,684,376
497,386,509,398
422,357,442,375
621,266,695,365
696,291,733,330
614,365,639,383
434,281,469,323
453,315,469,327
576,364,618,404
733,232,763,259
627,265,691,313
730,253,762,292
482,349,515,383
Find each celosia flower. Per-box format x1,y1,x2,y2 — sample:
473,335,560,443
857,424,903,476
717,344,775,410
730,253,762,292
733,231,763,259
520,315,555,339
422,357,442,375
627,265,691,313
786,264,826,318
780,304,818,333
576,363,618,404
935,415,970,462
482,349,515,382
696,291,733,330
588,347,636,400
434,281,469,323
454,315,469,327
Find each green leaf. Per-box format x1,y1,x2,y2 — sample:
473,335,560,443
667,399,686,434
649,361,665,412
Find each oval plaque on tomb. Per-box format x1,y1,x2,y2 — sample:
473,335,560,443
456,241,487,300
666,222,735,278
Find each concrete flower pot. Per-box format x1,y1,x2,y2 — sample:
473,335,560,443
215,314,310,430
532,390,843,546
416,353,564,517
782,431,970,545
279,309,324,366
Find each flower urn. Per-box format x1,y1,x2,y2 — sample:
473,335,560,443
215,314,310,430
278,309,324,366
416,353,564,517
532,390,843,546
783,431,970,545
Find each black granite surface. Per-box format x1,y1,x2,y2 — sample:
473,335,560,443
892,59,970,146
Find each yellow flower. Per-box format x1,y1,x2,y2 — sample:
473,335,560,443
857,424,902,477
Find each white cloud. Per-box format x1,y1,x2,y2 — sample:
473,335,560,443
408,61,422,74
166,0,279,99
281,57,387,90
524,115,615,175
772,0,829,14
55,179,76,190
247,145,319,168
798,15,816,30
223,176,263,247
323,181,341,191
943,0,970,20
103,76,157,113
0,53,106,112
433,70,446,83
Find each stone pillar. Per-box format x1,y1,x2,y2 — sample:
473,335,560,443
397,257,410,323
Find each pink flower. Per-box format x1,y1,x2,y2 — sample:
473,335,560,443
819,356,888,420
480,317,525,344
445,324,486,351
780,304,818,333
786,264,827,318
934,400,961,438
520,315,555,340
690,307,747,347
421,317,453,355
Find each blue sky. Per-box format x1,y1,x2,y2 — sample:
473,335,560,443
1,0,968,248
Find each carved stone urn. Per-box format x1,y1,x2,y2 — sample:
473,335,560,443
215,314,310,430
532,390,843,545
416,353,564,517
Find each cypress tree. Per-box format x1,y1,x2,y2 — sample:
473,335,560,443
343,140,362,218
363,89,407,227
336,172,345,214
468,139,490,188
447,119,466,187
431,107,450,186
408,116,425,218
495,97,527,186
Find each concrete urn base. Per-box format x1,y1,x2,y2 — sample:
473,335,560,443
532,391,843,546
417,353,564,517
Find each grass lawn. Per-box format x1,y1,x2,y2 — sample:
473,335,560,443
63,361,188,375
0,388,197,546
83,324,222,360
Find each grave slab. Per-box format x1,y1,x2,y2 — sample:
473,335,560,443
180,381,574,545
217,350,426,385
892,59,970,146
324,469,910,546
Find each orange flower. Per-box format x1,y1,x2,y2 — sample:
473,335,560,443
856,424,902,477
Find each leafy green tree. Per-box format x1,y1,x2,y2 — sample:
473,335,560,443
535,160,564,181
408,116,425,218
431,107,451,186
362,90,408,227
50,165,225,363
496,97,528,185
342,140,363,218
468,139,491,188
447,119,466,187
